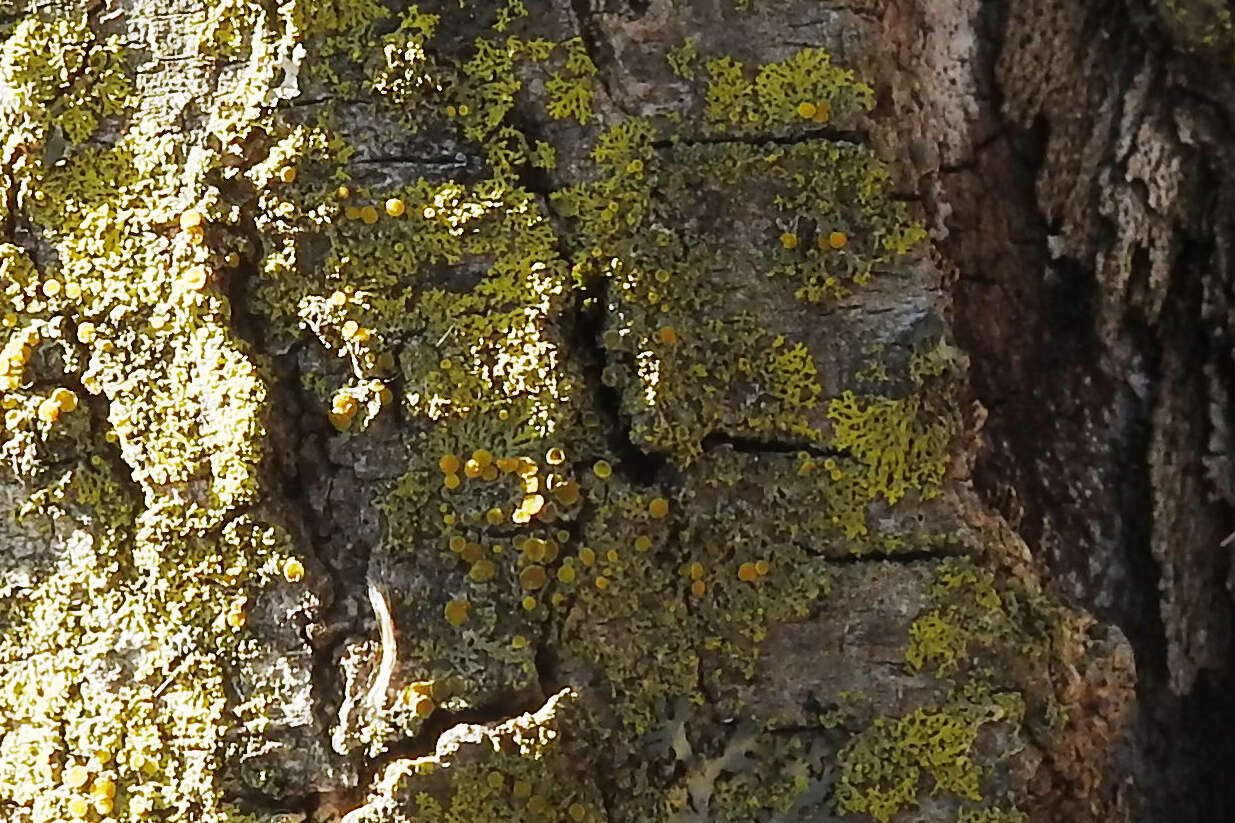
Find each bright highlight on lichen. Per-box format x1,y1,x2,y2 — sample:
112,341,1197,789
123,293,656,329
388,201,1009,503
283,557,305,582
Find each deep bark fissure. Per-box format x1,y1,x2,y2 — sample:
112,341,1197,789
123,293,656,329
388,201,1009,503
818,549,959,566
567,0,630,118
697,432,851,460
222,209,371,802
570,267,671,486
347,689,553,800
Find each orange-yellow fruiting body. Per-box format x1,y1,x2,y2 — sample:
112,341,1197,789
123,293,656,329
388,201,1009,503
444,600,470,626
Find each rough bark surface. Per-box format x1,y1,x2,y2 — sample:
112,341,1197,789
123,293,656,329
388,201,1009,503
9,0,1228,821
944,1,1235,819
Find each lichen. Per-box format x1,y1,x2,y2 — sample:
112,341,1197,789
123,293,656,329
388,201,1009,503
554,121,924,461
345,690,606,823
0,2,1101,822
0,3,333,820
835,689,1026,823
1156,0,1235,62
701,48,873,135
0,12,132,145
956,805,1029,823
544,37,597,123
905,558,1060,686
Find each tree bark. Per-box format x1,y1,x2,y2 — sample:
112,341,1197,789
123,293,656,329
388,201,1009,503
4,0,1225,821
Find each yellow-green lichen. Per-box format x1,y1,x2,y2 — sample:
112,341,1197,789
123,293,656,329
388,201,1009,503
835,689,1026,823
545,37,597,123
556,123,923,460
346,690,606,823
0,13,132,145
369,6,442,109
0,1,1074,820
956,805,1029,823
1156,0,1235,61
702,48,872,134
905,558,1057,682
826,390,950,506
0,3,338,819
667,37,699,79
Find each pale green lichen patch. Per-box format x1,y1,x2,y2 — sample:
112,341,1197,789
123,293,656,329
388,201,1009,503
667,37,700,80
245,125,584,439
830,556,1072,823
670,724,834,823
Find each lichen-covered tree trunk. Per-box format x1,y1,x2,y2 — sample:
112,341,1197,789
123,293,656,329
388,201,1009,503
11,0,1220,821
